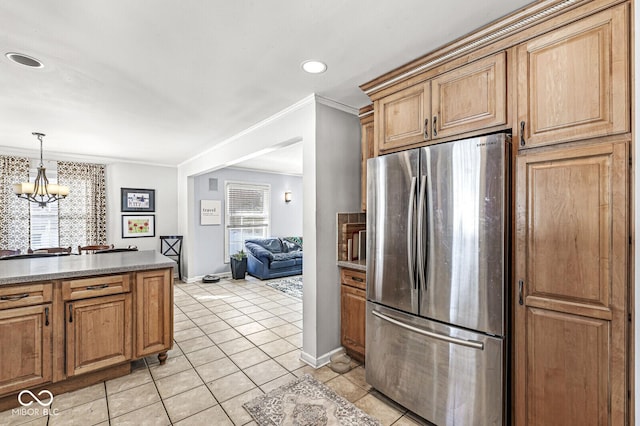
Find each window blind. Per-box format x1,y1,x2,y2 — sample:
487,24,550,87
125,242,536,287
224,181,270,260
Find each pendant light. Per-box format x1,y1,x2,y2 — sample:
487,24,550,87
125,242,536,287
13,132,69,207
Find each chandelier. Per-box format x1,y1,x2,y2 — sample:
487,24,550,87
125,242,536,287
13,132,69,208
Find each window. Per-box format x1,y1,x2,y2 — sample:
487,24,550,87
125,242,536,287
29,169,59,249
225,181,270,261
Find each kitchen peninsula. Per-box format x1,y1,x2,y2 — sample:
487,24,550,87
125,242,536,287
0,250,175,410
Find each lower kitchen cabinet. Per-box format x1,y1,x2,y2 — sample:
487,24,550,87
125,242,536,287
0,304,52,395
135,269,173,359
340,268,366,362
65,293,132,377
0,257,174,410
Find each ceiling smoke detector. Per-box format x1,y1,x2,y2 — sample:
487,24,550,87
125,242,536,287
5,52,44,68
301,60,327,74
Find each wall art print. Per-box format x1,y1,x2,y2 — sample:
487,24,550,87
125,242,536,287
121,188,155,212
122,214,155,238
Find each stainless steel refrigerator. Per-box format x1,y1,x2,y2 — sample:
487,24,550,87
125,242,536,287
366,133,510,426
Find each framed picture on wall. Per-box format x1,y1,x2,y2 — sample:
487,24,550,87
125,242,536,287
121,188,155,212
122,215,155,238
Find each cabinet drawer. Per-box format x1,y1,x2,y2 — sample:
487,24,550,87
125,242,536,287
341,268,366,290
0,284,52,309
62,274,130,301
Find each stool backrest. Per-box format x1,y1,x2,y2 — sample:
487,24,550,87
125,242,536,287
28,247,72,254
78,244,114,254
160,236,183,256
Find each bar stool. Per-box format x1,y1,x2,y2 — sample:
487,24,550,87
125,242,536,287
160,235,183,281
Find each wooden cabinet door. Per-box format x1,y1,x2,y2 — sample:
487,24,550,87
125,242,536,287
66,294,132,377
431,52,507,139
0,304,52,395
341,284,366,362
360,112,374,212
517,5,629,149
135,269,173,358
375,82,430,153
514,140,628,425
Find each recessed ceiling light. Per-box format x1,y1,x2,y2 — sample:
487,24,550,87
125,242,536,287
5,52,44,68
301,60,327,74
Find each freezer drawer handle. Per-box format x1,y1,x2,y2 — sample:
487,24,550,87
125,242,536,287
372,310,484,350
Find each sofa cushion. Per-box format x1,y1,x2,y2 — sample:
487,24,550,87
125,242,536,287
273,252,302,262
245,238,283,254
271,259,297,269
245,242,274,260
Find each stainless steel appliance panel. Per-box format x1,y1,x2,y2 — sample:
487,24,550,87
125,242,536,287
420,134,509,336
367,150,419,314
366,302,503,426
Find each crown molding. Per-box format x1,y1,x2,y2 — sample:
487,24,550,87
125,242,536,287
361,0,588,96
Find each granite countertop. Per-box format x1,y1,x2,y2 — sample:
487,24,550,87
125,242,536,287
337,259,366,272
0,250,176,286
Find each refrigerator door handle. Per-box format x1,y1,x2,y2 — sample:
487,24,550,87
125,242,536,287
372,310,485,350
407,176,418,290
416,175,427,290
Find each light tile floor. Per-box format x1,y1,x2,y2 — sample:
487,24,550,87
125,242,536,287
0,276,428,426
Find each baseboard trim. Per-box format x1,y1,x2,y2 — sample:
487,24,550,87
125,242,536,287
300,346,345,368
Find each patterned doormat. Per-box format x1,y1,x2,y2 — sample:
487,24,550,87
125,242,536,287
243,374,381,425
265,275,302,299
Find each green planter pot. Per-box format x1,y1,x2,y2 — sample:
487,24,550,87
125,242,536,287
230,257,247,279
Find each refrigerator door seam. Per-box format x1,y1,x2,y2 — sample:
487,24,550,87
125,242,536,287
372,309,485,350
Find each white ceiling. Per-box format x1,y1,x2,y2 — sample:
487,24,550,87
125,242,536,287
0,0,533,171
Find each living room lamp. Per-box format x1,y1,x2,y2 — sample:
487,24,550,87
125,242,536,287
13,132,70,208
284,191,292,203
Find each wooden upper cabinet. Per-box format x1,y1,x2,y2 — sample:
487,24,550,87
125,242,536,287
514,140,628,425
360,108,374,212
375,82,430,153
517,5,629,149
431,52,507,139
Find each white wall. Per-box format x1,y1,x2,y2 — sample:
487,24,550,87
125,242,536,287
304,102,360,363
106,163,178,251
177,94,361,366
191,168,303,277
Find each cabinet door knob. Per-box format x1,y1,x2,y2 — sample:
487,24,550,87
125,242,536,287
520,121,526,146
69,304,73,323
433,116,438,137
45,307,50,326
423,118,429,140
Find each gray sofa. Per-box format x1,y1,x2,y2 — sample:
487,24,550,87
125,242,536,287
244,237,302,280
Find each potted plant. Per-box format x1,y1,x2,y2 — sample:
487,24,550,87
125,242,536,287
230,249,247,279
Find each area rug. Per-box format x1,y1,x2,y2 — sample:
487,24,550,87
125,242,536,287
243,374,381,426
266,275,303,299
